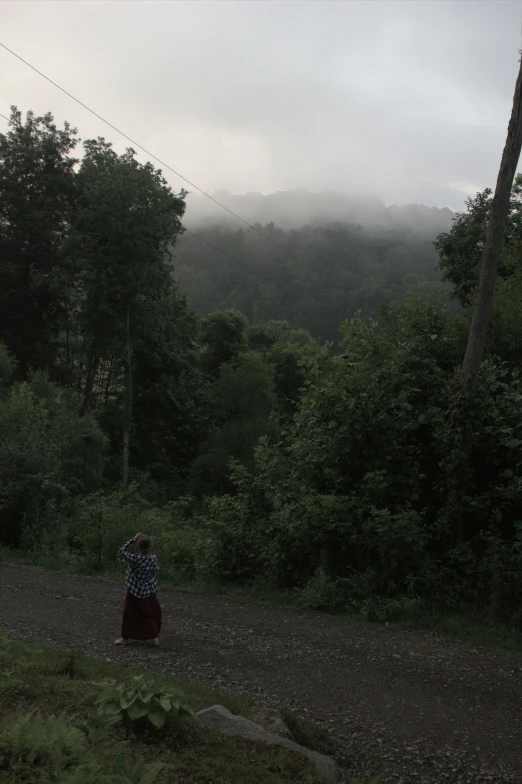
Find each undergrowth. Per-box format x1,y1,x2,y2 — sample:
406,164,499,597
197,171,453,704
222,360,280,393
0,630,368,784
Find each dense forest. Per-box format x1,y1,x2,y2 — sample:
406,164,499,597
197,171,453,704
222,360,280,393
3,106,522,623
174,217,452,344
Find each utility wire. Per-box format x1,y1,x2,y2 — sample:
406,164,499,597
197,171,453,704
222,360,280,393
0,41,312,272
0,106,271,282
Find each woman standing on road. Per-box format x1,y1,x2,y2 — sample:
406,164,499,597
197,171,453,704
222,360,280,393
114,533,161,647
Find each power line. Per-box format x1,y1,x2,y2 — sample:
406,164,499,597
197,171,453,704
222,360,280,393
0,102,304,289
0,41,312,272
0,106,274,281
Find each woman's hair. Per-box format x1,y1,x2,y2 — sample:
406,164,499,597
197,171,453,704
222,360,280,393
137,534,151,554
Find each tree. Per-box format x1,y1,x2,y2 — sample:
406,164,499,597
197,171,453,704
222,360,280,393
435,177,522,307
175,220,447,346
0,107,79,376
131,290,211,485
191,351,277,494
461,54,522,388
74,139,186,483
0,374,107,547
247,320,319,413
199,309,249,376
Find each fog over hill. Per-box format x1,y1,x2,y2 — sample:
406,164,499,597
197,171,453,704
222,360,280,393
183,189,454,238
174,189,457,344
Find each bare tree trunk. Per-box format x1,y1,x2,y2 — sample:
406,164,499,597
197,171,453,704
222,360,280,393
461,54,522,390
81,351,99,414
104,355,114,404
123,303,132,487
64,289,71,388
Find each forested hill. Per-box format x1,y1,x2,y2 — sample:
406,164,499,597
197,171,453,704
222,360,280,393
174,197,455,344
184,189,454,235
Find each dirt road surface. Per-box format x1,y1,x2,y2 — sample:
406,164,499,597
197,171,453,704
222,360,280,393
1,563,521,783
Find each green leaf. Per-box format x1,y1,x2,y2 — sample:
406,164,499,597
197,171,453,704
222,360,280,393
102,700,121,715
127,699,148,720
147,707,166,728
104,713,122,726
159,696,171,711
94,688,120,704
120,694,138,709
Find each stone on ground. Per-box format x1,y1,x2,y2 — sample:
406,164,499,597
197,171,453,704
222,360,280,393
246,707,294,740
197,704,341,783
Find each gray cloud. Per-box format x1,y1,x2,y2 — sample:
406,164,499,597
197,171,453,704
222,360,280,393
1,0,521,218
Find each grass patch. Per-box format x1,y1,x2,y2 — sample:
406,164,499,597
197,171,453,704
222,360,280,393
0,630,343,784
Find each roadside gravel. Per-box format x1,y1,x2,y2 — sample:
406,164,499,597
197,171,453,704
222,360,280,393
1,563,521,783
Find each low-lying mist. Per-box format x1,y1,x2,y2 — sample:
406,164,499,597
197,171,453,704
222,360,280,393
183,189,454,238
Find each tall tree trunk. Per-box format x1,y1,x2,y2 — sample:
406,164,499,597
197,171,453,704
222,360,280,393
104,355,114,404
81,350,99,414
64,288,70,387
461,54,522,390
123,303,132,487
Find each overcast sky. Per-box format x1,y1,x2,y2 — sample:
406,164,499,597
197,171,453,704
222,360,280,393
1,0,521,219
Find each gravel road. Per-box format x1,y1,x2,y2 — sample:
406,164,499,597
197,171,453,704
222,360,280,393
1,563,521,783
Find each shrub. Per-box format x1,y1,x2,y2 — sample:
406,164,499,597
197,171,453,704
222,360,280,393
0,712,163,783
0,376,107,548
90,674,195,733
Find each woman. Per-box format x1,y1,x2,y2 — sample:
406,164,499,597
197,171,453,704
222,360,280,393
114,532,162,647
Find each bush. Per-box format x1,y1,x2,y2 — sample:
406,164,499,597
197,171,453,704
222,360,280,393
67,484,146,571
180,299,522,618
0,375,107,548
90,674,195,733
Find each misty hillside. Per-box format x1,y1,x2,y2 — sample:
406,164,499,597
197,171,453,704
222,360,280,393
184,189,454,236
175,193,455,344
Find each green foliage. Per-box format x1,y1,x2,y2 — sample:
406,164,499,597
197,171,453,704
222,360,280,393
0,107,79,376
90,674,195,733
6,103,522,630
200,309,249,376
176,219,450,344
68,484,147,570
435,174,522,306
0,343,15,385
0,631,331,784
0,375,107,546
0,712,163,783
147,295,522,620
191,352,278,494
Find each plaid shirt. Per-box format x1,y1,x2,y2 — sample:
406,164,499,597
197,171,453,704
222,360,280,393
119,538,159,599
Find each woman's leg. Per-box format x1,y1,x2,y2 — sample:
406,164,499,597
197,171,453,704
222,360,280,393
115,591,134,644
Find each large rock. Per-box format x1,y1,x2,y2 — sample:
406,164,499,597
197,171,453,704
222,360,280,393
197,705,341,783
246,707,294,740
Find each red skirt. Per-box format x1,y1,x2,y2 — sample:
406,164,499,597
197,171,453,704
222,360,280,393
121,591,162,640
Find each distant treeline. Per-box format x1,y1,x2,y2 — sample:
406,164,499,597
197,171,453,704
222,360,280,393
175,210,454,344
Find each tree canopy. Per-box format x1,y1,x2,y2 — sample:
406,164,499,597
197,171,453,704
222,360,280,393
3,105,522,626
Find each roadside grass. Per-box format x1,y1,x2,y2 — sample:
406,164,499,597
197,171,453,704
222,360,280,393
0,630,345,784
2,544,522,657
